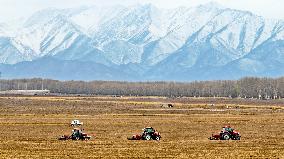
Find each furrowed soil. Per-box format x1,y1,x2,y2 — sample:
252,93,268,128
0,96,283,158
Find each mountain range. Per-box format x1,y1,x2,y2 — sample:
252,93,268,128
0,2,284,81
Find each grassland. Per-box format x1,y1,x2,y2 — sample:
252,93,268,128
0,96,283,158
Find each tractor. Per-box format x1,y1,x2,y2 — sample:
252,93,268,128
58,128,91,140
128,127,161,141
209,126,241,140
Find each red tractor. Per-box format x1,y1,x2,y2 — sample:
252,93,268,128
58,128,91,140
128,127,161,141
209,126,241,140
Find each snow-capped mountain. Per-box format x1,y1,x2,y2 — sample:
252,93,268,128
0,2,284,81
0,23,7,36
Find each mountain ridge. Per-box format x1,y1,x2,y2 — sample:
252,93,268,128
0,2,283,81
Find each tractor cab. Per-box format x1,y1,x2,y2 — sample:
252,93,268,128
143,127,155,134
222,126,234,133
71,128,82,138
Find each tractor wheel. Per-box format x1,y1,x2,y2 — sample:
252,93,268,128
155,136,160,141
145,135,151,140
222,133,230,140
235,135,241,140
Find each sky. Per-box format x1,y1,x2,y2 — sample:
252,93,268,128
0,0,283,22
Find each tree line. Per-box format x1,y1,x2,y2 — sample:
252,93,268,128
0,77,283,99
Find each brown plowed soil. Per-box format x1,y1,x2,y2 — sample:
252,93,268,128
0,96,283,158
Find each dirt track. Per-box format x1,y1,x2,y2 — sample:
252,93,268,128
0,96,283,158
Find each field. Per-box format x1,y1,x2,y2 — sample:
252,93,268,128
0,96,283,158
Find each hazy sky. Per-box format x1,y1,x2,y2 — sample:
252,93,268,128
0,0,283,22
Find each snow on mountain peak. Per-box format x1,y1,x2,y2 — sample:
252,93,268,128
197,1,225,11
0,23,7,36
0,2,284,81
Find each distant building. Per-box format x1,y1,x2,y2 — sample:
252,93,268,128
0,90,50,95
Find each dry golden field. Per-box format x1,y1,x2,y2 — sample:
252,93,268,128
0,96,283,158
